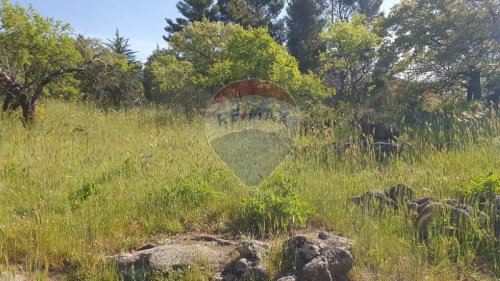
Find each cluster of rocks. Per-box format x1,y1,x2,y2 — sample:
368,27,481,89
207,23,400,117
350,184,500,239
110,232,354,281
215,240,269,281
278,232,353,281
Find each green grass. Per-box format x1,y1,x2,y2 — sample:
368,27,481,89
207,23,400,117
0,100,499,280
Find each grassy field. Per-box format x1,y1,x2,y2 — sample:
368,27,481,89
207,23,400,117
0,100,499,280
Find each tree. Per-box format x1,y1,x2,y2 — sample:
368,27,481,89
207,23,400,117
386,0,499,101
169,20,244,76
286,0,327,73
0,0,90,122
144,54,200,116
320,15,380,104
217,0,286,43
77,36,144,108
105,29,138,64
164,0,220,41
207,27,333,101
325,0,382,22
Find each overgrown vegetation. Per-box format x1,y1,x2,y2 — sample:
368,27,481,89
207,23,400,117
0,0,499,279
0,101,498,280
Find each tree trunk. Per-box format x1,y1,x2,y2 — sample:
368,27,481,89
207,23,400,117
2,93,12,112
466,69,481,101
18,94,35,122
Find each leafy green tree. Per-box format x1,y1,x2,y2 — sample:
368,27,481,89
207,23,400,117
144,54,201,116
217,0,286,43
386,0,499,101
105,29,138,64
164,0,220,41
77,35,144,108
207,27,333,101
169,20,244,76
0,0,89,121
320,15,380,104
286,0,327,73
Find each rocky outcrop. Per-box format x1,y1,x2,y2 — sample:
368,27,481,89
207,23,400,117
110,239,232,281
408,196,482,240
220,240,270,281
111,233,353,281
283,232,353,281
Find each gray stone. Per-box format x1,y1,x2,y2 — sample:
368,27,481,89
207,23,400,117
385,184,414,205
301,249,353,281
238,240,270,261
111,243,230,281
221,258,267,281
284,232,352,272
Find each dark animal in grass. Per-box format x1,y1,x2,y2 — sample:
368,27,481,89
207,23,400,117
359,119,400,142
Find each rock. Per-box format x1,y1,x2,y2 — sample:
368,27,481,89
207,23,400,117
238,240,270,261
318,231,332,240
193,235,235,246
360,121,399,142
385,184,414,205
111,242,231,281
284,232,352,272
410,197,478,240
301,249,353,281
221,258,267,281
349,189,398,211
219,240,270,281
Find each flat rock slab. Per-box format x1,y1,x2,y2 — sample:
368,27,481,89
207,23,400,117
111,242,232,280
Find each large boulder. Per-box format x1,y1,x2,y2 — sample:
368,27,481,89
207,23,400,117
408,197,479,240
238,240,270,261
110,241,231,280
360,121,399,142
385,184,415,205
221,258,267,281
284,232,352,272
220,240,270,281
301,249,353,281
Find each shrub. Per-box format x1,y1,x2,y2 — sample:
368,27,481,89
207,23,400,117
458,172,500,203
238,174,311,236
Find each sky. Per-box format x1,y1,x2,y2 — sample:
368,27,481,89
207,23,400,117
13,0,401,61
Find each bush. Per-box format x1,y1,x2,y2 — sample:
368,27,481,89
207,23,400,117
238,174,311,236
458,172,500,203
